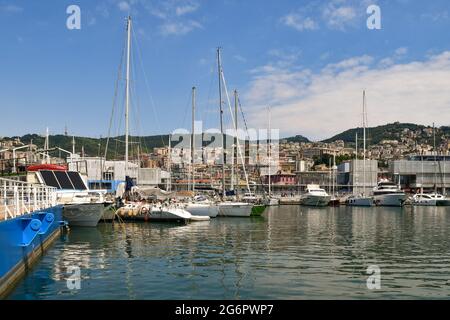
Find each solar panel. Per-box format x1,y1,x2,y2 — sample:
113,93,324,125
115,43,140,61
54,171,74,189
40,170,61,189
67,171,87,190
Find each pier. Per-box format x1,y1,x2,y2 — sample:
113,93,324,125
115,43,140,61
0,177,63,298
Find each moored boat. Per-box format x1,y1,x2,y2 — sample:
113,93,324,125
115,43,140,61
300,185,331,207
372,180,406,207
218,202,253,217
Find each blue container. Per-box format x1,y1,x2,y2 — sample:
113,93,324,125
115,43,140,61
0,205,64,298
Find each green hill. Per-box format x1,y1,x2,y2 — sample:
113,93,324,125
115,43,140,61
285,134,310,143
322,122,440,145
9,134,169,159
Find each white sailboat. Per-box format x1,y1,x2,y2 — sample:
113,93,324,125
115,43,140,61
118,17,204,222
182,87,219,218
214,48,252,217
266,105,279,206
347,90,374,207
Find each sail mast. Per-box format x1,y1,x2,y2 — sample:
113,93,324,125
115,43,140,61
268,106,272,197
355,132,358,194
363,90,366,196
231,90,238,190
217,48,226,198
191,86,196,192
125,16,131,176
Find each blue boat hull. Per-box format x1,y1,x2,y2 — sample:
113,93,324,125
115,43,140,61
0,205,64,298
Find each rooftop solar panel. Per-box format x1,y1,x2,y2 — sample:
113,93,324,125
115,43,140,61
40,170,61,189
67,171,87,190
54,171,74,190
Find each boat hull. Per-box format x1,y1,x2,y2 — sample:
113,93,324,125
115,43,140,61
347,197,374,207
218,203,252,217
185,203,219,217
251,205,267,216
373,194,406,207
301,195,331,207
436,199,450,206
63,203,104,227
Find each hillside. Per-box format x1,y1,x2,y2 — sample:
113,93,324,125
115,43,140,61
321,122,445,145
285,135,310,143
9,134,169,159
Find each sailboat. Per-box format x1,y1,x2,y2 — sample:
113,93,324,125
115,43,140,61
116,17,205,222
347,90,374,207
183,87,219,217
214,48,252,217
266,105,279,206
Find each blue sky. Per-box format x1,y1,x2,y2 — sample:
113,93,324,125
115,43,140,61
1,0,450,140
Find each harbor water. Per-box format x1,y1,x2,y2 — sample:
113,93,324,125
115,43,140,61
7,206,450,300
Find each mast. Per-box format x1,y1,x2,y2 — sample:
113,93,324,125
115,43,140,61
268,106,272,197
191,86,196,192
231,90,238,190
355,132,358,194
363,90,366,196
217,47,226,198
433,122,437,192
168,135,172,191
125,16,131,176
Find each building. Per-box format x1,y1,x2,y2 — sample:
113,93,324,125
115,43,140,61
337,159,378,194
388,155,450,193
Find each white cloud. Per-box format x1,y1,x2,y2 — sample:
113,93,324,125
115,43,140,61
244,51,450,140
146,1,201,36
160,20,202,36
175,3,199,16
118,1,130,12
282,0,375,32
281,13,318,31
322,3,357,30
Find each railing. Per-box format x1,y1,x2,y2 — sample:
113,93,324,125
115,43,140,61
0,177,57,221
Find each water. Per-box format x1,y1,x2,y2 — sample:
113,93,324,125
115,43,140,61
7,206,450,299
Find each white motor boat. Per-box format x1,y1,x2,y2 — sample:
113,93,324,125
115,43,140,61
411,194,436,206
300,185,331,207
346,195,374,207
29,168,105,227
372,180,406,207
184,195,219,218
57,190,105,227
218,202,253,217
429,193,450,206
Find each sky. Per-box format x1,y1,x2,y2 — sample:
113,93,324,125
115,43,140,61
1,0,450,141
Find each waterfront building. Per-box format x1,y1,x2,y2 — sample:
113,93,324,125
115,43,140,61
388,155,450,193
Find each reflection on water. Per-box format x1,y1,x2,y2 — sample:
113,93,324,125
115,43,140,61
8,206,450,299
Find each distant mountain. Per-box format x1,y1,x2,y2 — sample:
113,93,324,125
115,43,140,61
8,134,169,159
285,134,310,143
4,122,449,159
322,122,440,145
